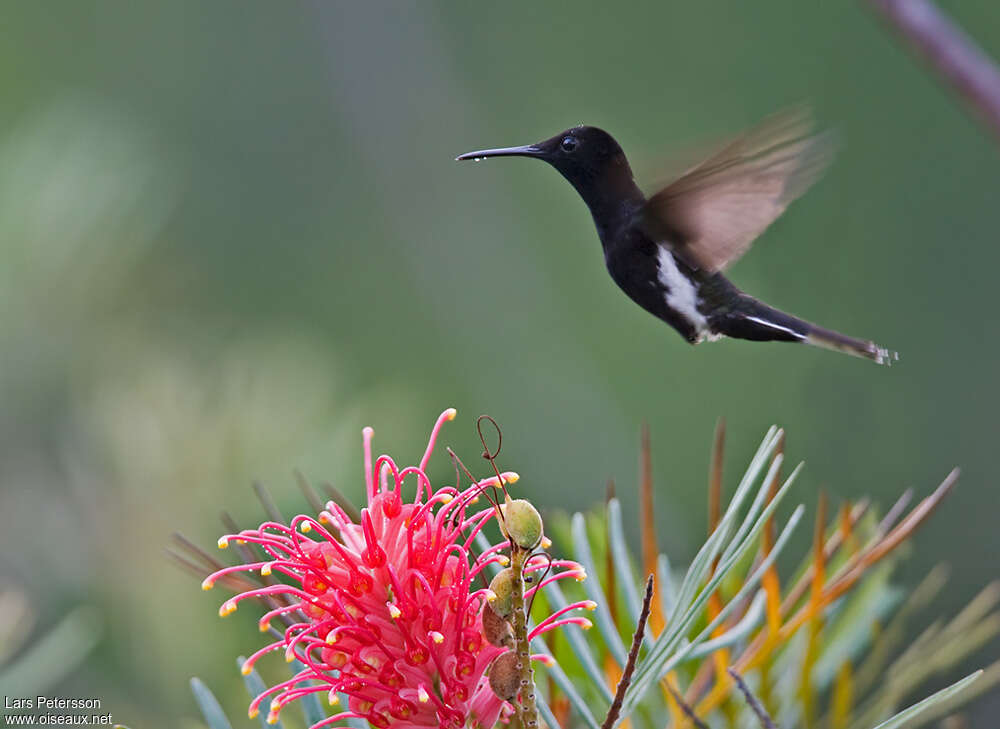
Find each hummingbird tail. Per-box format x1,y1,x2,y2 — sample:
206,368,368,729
712,301,898,366
803,324,898,366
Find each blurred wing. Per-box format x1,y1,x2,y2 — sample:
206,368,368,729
638,108,835,272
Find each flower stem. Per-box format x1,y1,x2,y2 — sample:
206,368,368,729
509,545,538,728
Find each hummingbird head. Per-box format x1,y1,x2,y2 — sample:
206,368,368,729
457,126,641,216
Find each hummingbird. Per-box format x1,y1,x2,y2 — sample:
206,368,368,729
457,110,896,365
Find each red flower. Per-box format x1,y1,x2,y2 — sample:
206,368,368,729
205,409,591,728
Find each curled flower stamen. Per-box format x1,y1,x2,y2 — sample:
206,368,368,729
207,410,583,729
373,455,401,494
420,407,457,472
363,427,375,498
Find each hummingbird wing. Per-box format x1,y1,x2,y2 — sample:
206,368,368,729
637,108,835,273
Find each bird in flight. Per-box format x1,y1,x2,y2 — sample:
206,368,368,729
457,109,896,365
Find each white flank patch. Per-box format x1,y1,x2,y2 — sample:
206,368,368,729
656,246,709,336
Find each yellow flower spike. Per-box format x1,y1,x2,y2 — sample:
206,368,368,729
326,632,338,645
485,589,498,602
260,563,272,576
439,494,453,505
217,537,229,549
469,495,479,505
535,654,555,667
201,578,214,591
219,600,237,617
258,620,271,633
445,408,457,421
430,631,445,644
241,662,252,676
328,690,340,706
387,602,402,619
300,522,312,533
497,555,510,566
248,708,259,719
266,712,279,725
418,687,430,704
505,472,520,484
284,647,295,663
319,513,330,524
270,700,280,712
541,536,552,549
584,600,598,611
575,570,587,582
581,619,593,630
236,538,247,545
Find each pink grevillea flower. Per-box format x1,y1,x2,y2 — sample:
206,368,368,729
204,409,592,729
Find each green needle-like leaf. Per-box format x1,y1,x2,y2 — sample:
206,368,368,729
871,671,982,729
542,580,616,703
531,634,603,729
290,658,327,727
190,677,234,729
239,656,284,729
573,511,629,667
607,498,644,626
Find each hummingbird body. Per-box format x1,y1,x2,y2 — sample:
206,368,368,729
458,111,896,365
601,205,806,346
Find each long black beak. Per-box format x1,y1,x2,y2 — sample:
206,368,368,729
455,144,542,162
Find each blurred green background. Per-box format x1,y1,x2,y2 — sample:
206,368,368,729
1,1,998,726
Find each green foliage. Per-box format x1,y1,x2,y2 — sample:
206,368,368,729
0,593,101,700
524,428,998,728
190,678,234,729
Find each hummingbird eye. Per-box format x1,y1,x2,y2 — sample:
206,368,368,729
560,136,578,153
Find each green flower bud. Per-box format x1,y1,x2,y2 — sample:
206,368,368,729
488,650,521,701
488,568,517,618
501,498,543,550
482,602,513,647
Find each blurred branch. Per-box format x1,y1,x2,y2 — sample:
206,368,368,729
869,0,1000,139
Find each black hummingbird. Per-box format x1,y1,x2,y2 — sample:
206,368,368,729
457,110,896,365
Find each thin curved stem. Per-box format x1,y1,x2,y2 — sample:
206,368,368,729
869,0,1000,139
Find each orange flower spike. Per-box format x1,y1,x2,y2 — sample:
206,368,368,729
702,472,956,719
761,433,785,639
762,469,959,658
639,423,664,634
697,501,869,717
809,492,829,617
817,469,958,609
831,661,855,729
839,502,858,558
779,500,870,617
799,491,829,727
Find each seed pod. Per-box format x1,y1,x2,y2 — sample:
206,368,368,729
482,602,513,647
501,498,543,550
488,651,520,701
488,568,517,619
